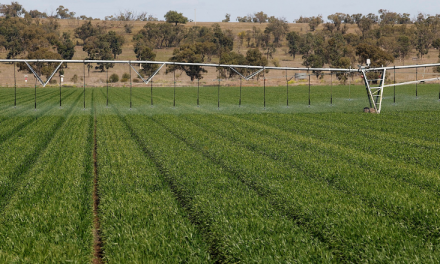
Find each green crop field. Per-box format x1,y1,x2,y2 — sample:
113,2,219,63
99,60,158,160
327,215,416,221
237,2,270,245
0,83,439,263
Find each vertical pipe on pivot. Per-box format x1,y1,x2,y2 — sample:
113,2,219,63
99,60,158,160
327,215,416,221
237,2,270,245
263,66,266,109
173,67,176,107
34,76,36,110
394,66,396,103
308,73,311,106
240,67,246,107
348,70,352,101
129,62,132,109
217,67,220,109
106,69,109,106
14,62,16,107
286,70,289,107
330,72,333,105
197,78,200,107
83,62,86,109
416,67,418,97
239,77,242,107
59,73,62,107
349,78,351,101
151,69,153,106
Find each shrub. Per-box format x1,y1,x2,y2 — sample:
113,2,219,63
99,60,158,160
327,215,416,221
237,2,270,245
133,78,141,83
272,58,280,67
120,77,129,83
109,73,119,83
71,74,78,83
124,24,133,33
122,73,130,79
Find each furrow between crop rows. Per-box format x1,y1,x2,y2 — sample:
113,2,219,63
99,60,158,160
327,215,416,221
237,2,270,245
0,94,94,262
0,88,54,111
119,112,335,263
151,114,439,263
95,98,211,262
238,114,440,194
0,89,63,121
182,114,440,244
261,113,440,170
308,111,440,142
0,91,83,212
92,101,103,264
113,110,230,263
0,90,77,146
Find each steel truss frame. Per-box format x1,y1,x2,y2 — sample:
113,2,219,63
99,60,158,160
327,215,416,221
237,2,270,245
359,64,440,113
2,59,440,113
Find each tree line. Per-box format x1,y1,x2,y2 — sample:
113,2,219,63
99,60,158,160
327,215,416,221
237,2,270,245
2,1,440,83
235,10,440,81
0,1,179,22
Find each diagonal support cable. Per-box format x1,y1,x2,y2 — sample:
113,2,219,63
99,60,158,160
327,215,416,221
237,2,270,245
246,68,264,80
44,62,63,87
361,69,375,110
25,61,44,86
129,63,165,85
129,63,147,83
229,67,264,80
229,67,247,80
361,68,386,113
383,77,440,87
286,76,295,82
25,61,64,87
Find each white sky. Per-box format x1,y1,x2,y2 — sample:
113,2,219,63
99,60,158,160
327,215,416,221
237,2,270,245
15,0,440,22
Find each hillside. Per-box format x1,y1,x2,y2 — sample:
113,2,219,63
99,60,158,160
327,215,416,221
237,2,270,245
1,18,439,88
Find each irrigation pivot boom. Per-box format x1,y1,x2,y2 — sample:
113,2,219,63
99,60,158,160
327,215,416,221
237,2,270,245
360,63,440,113
1,59,439,113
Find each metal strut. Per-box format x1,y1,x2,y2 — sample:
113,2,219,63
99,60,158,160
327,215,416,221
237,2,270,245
25,61,44,85
361,68,386,113
129,63,165,85
25,61,64,87
229,67,264,80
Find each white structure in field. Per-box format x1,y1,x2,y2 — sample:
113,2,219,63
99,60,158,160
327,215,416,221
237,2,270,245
1,59,439,113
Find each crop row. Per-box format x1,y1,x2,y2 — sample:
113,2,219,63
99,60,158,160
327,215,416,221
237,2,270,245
2,84,439,114
239,113,440,192
0,89,78,147
0,91,83,209
120,112,335,263
95,94,211,263
0,90,94,262
109,85,372,115
0,86,437,262
291,112,440,169
148,114,439,262
0,88,58,111
304,111,440,142
0,88,63,119
183,113,440,239
0,90,78,145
